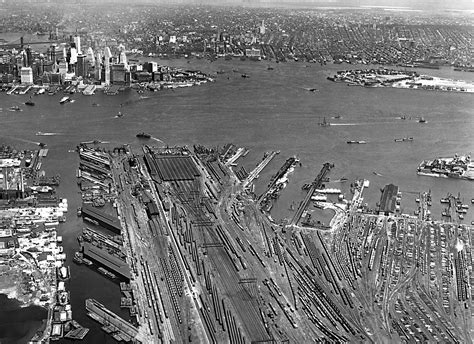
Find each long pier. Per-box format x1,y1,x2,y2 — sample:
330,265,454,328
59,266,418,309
290,162,333,226
242,151,278,188
85,299,139,342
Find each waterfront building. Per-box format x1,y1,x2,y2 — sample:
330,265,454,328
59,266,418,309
111,63,126,85
20,66,33,84
245,48,261,59
58,61,68,76
379,184,399,215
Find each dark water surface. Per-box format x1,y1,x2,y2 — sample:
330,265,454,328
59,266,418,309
0,294,47,344
0,60,473,343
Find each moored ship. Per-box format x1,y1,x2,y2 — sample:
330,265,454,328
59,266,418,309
59,96,70,104
417,154,474,181
136,132,151,139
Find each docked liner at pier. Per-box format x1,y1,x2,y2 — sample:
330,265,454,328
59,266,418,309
417,154,474,180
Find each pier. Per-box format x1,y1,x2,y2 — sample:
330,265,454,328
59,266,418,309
242,151,278,188
81,204,122,234
85,298,139,343
290,162,333,226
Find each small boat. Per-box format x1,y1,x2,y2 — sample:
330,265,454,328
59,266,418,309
459,214,464,220
241,74,250,78
92,103,99,107
117,111,124,118
418,117,426,123
9,106,21,111
347,140,367,144
318,117,330,127
136,132,151,139
267,66,274,70
394,137,414,142
25,99,35,106
59,96,70,104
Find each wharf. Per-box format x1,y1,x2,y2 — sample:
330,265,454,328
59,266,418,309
81,203,122,233
290,162,333,226
85,299,139,342
82,242,131,280
242,151,278,188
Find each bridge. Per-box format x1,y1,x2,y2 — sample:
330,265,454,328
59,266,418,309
0,36,64,49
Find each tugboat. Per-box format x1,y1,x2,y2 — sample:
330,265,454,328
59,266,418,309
136,132,151,139
318,117,330,127
59,96,70,104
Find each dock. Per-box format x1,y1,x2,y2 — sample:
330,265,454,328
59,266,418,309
85,299,139,343
82,242,131,280
81,204,122,233
290,162,333,226
242,151,278,188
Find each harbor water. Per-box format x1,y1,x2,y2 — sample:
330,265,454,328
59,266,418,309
0,59,473,343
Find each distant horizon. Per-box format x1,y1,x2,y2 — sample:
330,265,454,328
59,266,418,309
3,0,474,10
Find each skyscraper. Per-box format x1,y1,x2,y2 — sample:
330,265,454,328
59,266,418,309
104,47,112,85
74,35,82,54
119,50,128,71
95,51,101,81
76,54,87,77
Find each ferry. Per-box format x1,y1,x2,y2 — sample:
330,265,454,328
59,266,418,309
347,140,367,144
59,96,70,104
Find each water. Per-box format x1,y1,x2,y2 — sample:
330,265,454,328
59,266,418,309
0,294,47,344
0,60,473,343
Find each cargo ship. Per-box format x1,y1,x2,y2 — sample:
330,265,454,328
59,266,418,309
136,132,151,139
417,154,474,180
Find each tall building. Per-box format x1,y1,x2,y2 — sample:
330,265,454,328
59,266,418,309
260,20,266,35
20,67,33,84
94,51,101,81
119,50,128,71
76,54,87,77
25,46,32,67
104,47,112,85
86,47,95,66
70,47,77,65
74,35,81,54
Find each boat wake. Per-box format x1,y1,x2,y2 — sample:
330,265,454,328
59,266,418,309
152,137,164,143
36,132,61,136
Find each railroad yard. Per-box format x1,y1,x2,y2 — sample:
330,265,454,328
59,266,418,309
72,141,474,343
